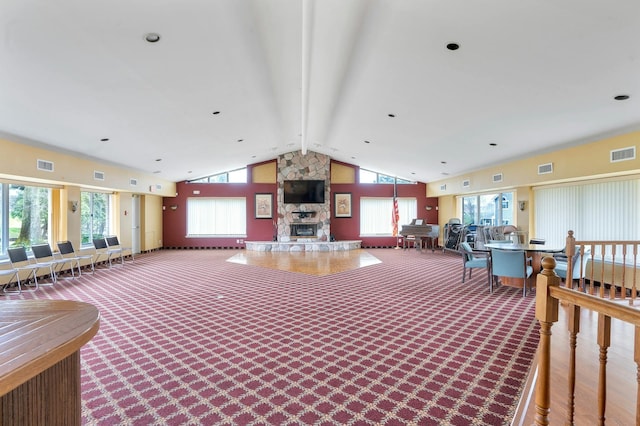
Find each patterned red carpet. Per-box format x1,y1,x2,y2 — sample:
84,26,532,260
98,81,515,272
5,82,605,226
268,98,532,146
10,249,539,425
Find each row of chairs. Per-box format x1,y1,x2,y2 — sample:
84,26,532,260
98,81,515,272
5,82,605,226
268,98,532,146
1,236,132,294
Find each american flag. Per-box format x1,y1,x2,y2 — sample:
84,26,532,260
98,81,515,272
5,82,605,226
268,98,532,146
392,197,399,237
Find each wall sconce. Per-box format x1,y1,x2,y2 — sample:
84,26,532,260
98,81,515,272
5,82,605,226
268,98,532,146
425,206,433,211
518,201,526,211
69,201,78,213
170,205,178,211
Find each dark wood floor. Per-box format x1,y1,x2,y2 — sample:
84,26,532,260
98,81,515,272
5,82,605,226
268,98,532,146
517,302,637,425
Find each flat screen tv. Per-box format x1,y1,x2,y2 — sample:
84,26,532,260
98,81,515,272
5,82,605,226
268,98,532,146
283,180,325,204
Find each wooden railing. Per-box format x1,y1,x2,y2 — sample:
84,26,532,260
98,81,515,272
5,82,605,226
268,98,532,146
533,231,640,425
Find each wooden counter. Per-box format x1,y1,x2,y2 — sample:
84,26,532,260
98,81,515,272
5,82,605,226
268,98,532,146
0,300,100,425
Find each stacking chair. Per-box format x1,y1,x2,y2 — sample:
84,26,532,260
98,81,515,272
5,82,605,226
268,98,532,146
460,242,491,291
0,267,22,294
31,243,78,279
106,236,134,263
57,241,95,275
7,246,57,290
490,248,534,297
93,237,122,268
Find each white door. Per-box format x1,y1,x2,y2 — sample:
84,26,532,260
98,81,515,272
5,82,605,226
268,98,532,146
132,194,141,254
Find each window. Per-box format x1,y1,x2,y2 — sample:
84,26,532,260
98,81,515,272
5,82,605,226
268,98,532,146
0,184,50,253
189,168,247,183
534,178,640,247
360,197,417,235
359,169,412,184
81,192,112,245
462,192,513,226
187,197,246,236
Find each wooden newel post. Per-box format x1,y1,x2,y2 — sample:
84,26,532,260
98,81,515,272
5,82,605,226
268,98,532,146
534,256,560,426
565,230,575,288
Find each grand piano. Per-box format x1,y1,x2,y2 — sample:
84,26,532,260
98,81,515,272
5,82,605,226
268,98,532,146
399,219,439,252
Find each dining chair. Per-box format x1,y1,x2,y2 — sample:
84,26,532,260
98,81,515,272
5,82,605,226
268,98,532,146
459,242,491,291
490,248,534,297
555,246,590,286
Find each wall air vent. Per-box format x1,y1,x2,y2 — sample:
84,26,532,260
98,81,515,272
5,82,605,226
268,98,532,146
37,159,54,172
610,146,636,163
94,171,105,181
130,178,138,186
492,173,503,183
462,179,470,188
439,184,447,191
155,184,163,191
538,163,553,175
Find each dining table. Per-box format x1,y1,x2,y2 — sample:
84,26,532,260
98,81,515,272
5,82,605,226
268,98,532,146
479,242,565,291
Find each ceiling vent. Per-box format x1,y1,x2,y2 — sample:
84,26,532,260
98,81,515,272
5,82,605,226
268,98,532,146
538,163,553,175
130,178,138,186
94,170,105,181
462,179,470,188
610,146,636,163
155,184,162,191
439,184,447,191
492,173,503,183
37,159,54,172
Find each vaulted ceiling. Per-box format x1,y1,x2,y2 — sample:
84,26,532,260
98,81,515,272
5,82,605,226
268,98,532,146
1,0,638,184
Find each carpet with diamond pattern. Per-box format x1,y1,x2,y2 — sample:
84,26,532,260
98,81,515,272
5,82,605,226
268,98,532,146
10,248,539,425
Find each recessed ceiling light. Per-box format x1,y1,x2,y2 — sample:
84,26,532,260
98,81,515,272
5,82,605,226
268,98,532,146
614,95,630,101
364,140,371,144
441,161,447,164
489,143,498,147
237,139,243,142
145,33,161,43
351,156,356,159
187,171,192,174
446,43,460,51
212,111,220,115
100,138,109,142
153,170,161,174
441,172,450,176
155,158,162,162
388,114,395,118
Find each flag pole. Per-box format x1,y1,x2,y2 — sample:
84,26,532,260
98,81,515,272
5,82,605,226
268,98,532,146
393,177,401,249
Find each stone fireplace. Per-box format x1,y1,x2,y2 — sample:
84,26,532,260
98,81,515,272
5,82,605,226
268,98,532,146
276,150,330,241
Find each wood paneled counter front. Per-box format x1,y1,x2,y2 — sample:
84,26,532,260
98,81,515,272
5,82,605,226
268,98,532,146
0,300,100,425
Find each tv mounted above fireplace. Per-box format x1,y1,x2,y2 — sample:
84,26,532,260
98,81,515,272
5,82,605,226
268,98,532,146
283,180,325,204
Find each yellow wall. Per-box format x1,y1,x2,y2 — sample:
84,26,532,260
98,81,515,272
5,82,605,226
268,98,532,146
0,136,169,255
429,131,640,237
252,162,276,183
331,162,356,184
0,137,176,197
142,195,164,251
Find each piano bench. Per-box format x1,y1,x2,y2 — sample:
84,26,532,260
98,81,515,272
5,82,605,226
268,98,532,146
403,236,423,250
